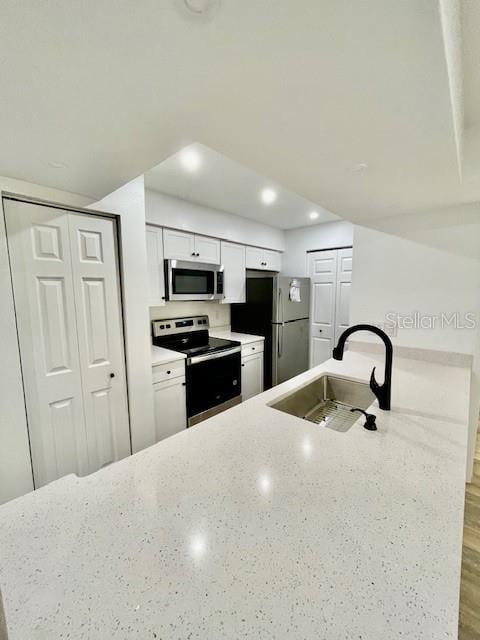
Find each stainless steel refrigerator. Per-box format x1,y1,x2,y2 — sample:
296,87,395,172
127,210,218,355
231,272,310,389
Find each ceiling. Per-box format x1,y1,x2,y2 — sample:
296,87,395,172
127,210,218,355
0,0,479,226
145,143,339,229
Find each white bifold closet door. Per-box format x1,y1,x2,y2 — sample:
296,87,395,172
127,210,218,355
5,199,131,488
308,247,353,367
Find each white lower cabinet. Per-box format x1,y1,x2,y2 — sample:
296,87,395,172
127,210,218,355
152,371,186,441
241,352,264,401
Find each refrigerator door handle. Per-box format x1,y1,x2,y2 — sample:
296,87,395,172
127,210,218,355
277,287,284,357
278,323,283,357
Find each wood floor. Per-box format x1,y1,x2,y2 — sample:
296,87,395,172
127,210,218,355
459,432,480,638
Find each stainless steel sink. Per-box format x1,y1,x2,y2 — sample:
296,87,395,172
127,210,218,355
269,375,375,432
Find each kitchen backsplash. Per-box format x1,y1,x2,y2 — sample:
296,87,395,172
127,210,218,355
149,301,231,328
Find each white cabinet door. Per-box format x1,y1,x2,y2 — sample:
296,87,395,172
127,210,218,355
163,228,196,260
153,377,186,441
335,248,353,343
309,250,337,367
241,353,264,401
221,241,246,303
195,235,220,263
246,246,281,271
245,246,264,269
263,249,281,272
68,214,131,472
146,225,165,306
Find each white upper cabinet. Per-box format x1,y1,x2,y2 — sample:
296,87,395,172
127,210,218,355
245,246,282,271
221,241,246,303
263,249,282,272
146,225,165,306
245,246,263,269
163,228,220,263
195,235,221,263
163,229,196,261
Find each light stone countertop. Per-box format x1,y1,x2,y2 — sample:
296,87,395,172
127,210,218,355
0,351,470,639
151,344,186,366
209,327,265,345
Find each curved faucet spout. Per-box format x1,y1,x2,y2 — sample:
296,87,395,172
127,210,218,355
332,324,392,411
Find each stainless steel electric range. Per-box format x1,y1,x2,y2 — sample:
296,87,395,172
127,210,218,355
152,315,241,426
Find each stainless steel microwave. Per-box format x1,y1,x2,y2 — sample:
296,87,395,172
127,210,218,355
165,259,224,301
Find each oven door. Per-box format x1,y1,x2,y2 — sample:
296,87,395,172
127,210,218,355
186,349,241,421
166,259,224,301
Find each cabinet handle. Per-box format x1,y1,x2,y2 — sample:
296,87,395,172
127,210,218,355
196,252,200,257
191,252,196,256
166,370,171,374
109,372,115,379
241,364,245,367
319,329,323,333
182,382,186,386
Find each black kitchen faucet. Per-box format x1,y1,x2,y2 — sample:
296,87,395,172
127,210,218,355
332,324,393,411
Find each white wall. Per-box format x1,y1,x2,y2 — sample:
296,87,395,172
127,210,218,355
150,301,230,328
90,177,155,454
350,225,480,355
0,176,91,504
146,189,285,252
350,223,480,481
281,220,354,276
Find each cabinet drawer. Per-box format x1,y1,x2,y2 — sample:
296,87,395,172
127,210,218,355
241,340,264,357
152,360,185,384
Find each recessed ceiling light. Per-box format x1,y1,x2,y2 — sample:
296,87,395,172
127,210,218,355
48,161,67,169
260,188,277,205
351,162,368,172
309,211,319,220
179,148,202,172
183,0,213,14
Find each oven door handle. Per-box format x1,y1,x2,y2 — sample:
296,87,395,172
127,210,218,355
187,346,241,365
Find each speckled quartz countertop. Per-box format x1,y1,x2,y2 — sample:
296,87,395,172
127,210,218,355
209,327,265,344
0,351,470,639
151,345,186,365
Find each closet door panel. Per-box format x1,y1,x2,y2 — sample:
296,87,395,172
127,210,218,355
68,214,131,471
308,250,337,367
335,248,353,342
4,200,89,487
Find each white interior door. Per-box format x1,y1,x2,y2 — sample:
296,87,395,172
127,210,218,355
308,250,338,367
68,214,131,471
5,199,131,488
5,200,89,487
335,248,353,342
